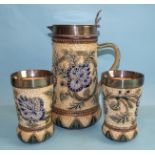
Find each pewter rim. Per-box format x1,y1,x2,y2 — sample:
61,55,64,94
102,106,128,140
48,24,98,38
101,70,144,89
11,69,53,88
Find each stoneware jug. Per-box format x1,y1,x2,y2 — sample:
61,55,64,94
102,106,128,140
48,11,120,129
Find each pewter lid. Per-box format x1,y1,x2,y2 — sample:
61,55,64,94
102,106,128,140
48,25,98,38
101,70,144,89
11,69,53,88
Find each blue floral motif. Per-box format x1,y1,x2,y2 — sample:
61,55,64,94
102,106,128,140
67,63,92,92
17,95,45,122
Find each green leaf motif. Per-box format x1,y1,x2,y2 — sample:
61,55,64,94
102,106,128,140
83,89,90,97
109,102,120,111
70,119,83,129
27,120,39,128
121,97,134,109
55,117,63,127
59,67,68,78
60,92,69,101
44,111,51,123
105,131,114,140
92,94,99,105
68,102,84,110
110,115,122,123
63,50,77,64
110,114,129,124
118,135,129,142
44,90,53,98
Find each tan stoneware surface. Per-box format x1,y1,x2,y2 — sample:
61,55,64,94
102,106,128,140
102,85,142,142
13,85,54,143
52,42,101,129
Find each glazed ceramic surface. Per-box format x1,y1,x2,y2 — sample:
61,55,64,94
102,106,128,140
52,41,101,129
48,24,120,129
102,85,142,141
13,86,53,143
101,70,144,142
11,70,54,143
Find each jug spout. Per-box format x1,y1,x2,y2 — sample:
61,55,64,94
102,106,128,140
47,26,53,31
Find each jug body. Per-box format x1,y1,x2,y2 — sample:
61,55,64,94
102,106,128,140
49,24,120,129
50,25,101,129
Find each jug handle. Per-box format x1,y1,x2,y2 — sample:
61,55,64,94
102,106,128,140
97,42,120,70
97,42,121,94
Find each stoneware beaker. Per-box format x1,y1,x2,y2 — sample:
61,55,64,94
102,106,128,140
101,70,144,142
11,70,54,143
47,11,121,129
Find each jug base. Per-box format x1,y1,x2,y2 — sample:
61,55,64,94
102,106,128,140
102,122,138,142
16,123,54,143
52,105,101,129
